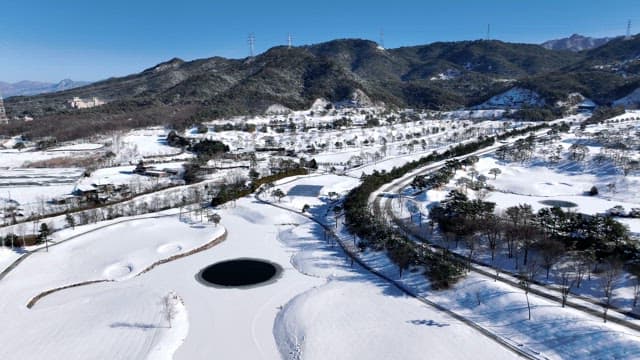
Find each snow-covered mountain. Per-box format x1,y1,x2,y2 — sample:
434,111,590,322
0,79,90,98
541,34,617,52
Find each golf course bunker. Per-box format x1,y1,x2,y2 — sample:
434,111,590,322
197,258,282,288
539,199,578,208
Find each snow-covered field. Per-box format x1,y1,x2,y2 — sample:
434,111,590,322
0,194,516,360
0,167,82,206
5,107,640,359
0,149,86,167
0,209,225,359
49,143,104,152
119,128,183,158
414,113,640,233
272,173,640,359
381,112,640,324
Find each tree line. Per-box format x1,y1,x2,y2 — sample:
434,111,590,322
342,123,550,288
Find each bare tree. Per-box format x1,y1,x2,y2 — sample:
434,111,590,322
65,212,76,229
271,188,286,203
443,231,456,250
482,214,503,263
163,292,179,328
16,223,27,248
468,168,479,182
464,234,479,271
519,261,539,320
601,257,622,323
572,252,590,289
558,266,575,308
539,238,565,280
632,274,640,309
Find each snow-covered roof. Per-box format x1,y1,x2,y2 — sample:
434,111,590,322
75,184,97,192
578,99,597,108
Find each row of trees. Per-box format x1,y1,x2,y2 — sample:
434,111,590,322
342,124,550,288
210,167,308,207
430,190,634,265
2,223,50,250
426,190,637,321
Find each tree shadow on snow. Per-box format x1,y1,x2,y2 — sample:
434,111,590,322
272,194,412,299
407,319,450,327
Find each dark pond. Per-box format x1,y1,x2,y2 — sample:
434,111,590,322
197,258,281,288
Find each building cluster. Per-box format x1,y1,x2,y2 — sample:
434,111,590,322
67,165,182,205
67,96,105,109
53,183,133,205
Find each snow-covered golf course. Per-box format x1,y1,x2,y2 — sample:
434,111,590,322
0,177,525,359
3,108,640,359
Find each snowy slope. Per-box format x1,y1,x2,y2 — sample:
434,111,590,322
477,87,545,109
613,88,640,108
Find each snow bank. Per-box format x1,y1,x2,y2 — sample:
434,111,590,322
147,291,189,360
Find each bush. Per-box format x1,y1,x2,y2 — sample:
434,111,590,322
35,137,57,150
167,131,190,147
196,123,208,134
589,186,599,196
182,162,202,184
189,139,229,160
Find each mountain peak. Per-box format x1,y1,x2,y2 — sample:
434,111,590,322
144,57,185,73
542,33,617,52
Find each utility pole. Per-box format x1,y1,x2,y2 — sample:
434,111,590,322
626,20,632,40
486,24,491,41
248,33,256,57
288,33,293,49
379,28,385,48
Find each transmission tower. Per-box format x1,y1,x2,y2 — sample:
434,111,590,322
288,33,293,49
379,28,385,48
626,20,632,39
486,24,491,41
248,33,256,57
0,96,7,124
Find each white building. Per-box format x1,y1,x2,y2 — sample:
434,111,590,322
67,96,105,109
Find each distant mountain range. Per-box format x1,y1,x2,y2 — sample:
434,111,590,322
541,34,618,52
0,79,90,98
4,35,640,141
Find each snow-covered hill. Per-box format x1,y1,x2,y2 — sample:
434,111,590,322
476,87,545,109
613,88,640,108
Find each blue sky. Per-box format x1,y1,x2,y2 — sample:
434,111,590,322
0,0,638,83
